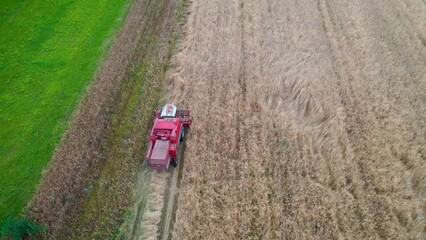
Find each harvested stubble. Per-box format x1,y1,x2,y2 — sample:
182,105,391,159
165,0,426,239
28,0,179,238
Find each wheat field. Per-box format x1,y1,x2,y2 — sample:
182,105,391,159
161,0,426,239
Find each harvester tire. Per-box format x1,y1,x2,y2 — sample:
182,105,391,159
180,127,185,142
171,159,178,167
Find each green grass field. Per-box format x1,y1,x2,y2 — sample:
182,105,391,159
0,0,132,227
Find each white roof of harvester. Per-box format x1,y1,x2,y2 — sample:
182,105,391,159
160,104,177,118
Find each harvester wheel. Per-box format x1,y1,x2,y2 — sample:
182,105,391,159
180,127,185,142
171,158,178,167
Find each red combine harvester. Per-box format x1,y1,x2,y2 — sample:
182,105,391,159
145,104,192,170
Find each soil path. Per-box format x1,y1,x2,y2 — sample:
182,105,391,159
134,139,186,240
160,0,426,239
160,150,182,240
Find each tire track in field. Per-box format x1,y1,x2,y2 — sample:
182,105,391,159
235,0,247,158
159,137,187,240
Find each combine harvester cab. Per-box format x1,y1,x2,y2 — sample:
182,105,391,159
145,104,192,170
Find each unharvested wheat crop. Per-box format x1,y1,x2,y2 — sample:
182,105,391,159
164,0,426,239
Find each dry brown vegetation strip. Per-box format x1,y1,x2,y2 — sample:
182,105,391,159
29,0,180,238
166,0,426,239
